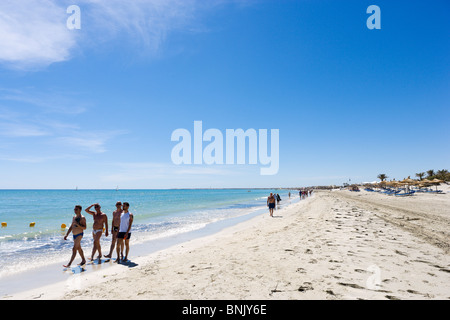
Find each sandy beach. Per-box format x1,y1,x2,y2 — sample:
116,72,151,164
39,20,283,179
5,186,450,300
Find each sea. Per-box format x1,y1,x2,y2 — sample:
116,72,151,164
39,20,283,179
0,188,297,293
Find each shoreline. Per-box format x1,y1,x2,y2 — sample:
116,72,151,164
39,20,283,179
4,188,450,300
0,195,299,298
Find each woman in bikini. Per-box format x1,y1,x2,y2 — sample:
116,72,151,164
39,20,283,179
63,205,87,268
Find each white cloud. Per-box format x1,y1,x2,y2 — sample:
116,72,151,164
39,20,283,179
0,88,88,115
0,154,82,163
0,89,85,137
0,122,50,137
0,0,233,70
55,130,127,153
81,0,202,50
0,89,126,155
101,161,247,183
0,0,77,70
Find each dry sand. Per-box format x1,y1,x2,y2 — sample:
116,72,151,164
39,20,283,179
6,186,450,300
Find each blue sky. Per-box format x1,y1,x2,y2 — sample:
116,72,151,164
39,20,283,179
0,0,449,189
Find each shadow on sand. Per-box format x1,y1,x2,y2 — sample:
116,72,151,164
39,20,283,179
118,259,138,268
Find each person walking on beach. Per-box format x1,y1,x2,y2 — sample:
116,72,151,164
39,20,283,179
267,193,276,217
104,201,123,259
63,205,87,268
116,202,133,263
85,203,109,261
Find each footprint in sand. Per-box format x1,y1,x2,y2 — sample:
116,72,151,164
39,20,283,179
298,282,314,292
326,289,336,296
338,282,365,290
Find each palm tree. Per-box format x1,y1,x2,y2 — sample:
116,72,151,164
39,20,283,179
426,170,435,178
415,172,425,181
436,169,449,180
377,174,388,182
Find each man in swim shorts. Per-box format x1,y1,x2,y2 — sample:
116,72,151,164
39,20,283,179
116,202,133,263
85,203,109,261
63,205,87,268
267,193,276,217
104,201,123,259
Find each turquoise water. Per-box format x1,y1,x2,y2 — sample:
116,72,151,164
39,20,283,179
0,189,291,278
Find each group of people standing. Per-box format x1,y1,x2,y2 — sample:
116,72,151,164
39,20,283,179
299,189,313,199
63,201,134,268
268,190,313,217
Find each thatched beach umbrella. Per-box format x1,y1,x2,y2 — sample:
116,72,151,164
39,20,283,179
429,178,444,191
390,181,401,188
400,178,418,193
378,180,387,188
418,181,431,188
400,178,418,185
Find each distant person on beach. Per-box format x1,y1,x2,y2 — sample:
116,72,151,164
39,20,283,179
276,194,281,204
267,193,276,217
63,205,87,268
288,192,291,199
116,202,133,263
85,203,109,261
104,201,123,259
